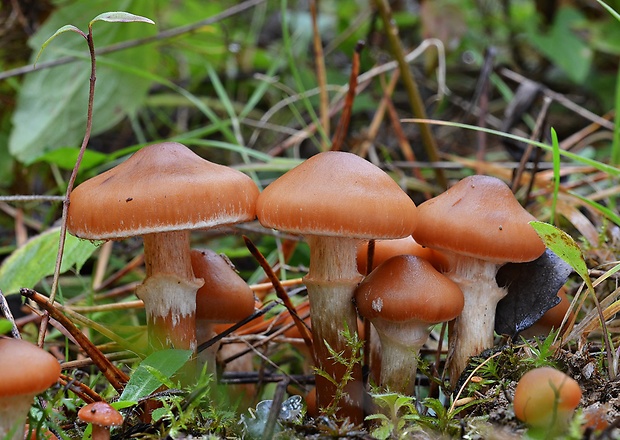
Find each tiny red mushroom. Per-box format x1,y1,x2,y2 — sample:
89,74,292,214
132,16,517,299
354,255,463,395
0,338,60,440
67,142,259,353
412,175,545,387
78,401,123,440
513,367,581,436
256,151,418,421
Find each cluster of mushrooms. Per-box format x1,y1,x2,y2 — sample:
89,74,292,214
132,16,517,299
0,141,579,437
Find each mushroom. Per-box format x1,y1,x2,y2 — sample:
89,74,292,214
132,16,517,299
67,142,259,352
412,175,545,386
513,367,581,436
356,236,449,274
191,248,256,375
354,255,463,395
0,338,60,440
521,287,573,338
78,401,123,440
256,151,417,421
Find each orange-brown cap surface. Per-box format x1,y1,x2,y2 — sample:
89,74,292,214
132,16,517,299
0,338,60,397
513,367,581,427
357,236,449,274
78,401,123,427
413,175,545,263
192,249,255,323
68,142,260,240
256,152,417,239
355,255,463,323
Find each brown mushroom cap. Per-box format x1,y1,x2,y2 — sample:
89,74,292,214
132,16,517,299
78,401,123,427
0,338,60,397
191,249,255,323
413,175,545,263
355,255,463,323
356,236,449,274
513,367,582,428
68,142,260,240
256,151,417,239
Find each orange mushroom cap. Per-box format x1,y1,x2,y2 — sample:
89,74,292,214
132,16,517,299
191,249,255,323
0,338,60,398
256,151,417,239
356,236,449,274
78,401,123,427
413,175,545,263
355,255,463,324
513,367,581,429
68,142,259,240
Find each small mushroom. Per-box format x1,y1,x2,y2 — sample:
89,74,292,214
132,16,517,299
513,367,581,436
521,287,573,338
78,401,123,440
354,255,463,395
191,249,256,375
412,175,545,386
257,151,418,421
0,338,60,440
356,236,449,274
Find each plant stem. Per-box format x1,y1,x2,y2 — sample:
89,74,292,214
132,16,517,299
373,0,447,189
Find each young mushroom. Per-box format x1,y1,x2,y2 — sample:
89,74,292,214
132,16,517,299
257,151,418,422
191,248,256,375
354,255,463,395
0,338,61,440
513,367,581,436
78,401,123,440
68,142,259,353
412,175,545,387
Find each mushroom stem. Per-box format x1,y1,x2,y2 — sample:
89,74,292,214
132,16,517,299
372,320,428,396
0,394,35,440
90,424,112,440
443,252,506,387
304,236,364,422
138,231,203,352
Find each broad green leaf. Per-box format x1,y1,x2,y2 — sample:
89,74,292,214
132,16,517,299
0,227,98,295
530,221,589,281
35,25,84,67
0,319,12,335
9,0,159,164
527,7,592,83
118,349,192,402
91,11,155,25
36,147,109,171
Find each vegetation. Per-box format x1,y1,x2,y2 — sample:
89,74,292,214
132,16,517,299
1,0,620,438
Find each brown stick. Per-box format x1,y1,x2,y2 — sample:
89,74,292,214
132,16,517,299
21,288,129,393
243,236,314,357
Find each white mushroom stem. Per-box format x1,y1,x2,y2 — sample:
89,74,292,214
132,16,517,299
442,252,506,387
304,236,364,423
0,394,35,440
371,319,430,396
137,231,203,352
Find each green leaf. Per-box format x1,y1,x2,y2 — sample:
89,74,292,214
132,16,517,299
0,319,13,335
9,0,159,164
527,7,592,83
0,227,98,295
35,25,84,67
36,147,109,171
530,221,588,282
90,11,155,25
118,349,192,402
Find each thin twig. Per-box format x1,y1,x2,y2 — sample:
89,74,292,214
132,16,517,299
331,41,363,151
310,0,329,150
0,291,20,339
22,288,129,393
